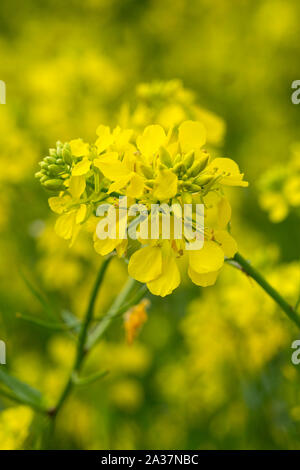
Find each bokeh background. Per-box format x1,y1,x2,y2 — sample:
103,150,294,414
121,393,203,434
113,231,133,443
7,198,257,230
1,0,300,450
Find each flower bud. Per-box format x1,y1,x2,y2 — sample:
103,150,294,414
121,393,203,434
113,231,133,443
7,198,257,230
42,179,65,191
56,141,63,157
183,182,201,191
182,151,194,169
193,174,214,186
44,156,57,164
173,153,182,165
48,164,62,176
188,155,210,177
140,164,153,179
173,162,185,174
62,143,72,165
159,147,173,168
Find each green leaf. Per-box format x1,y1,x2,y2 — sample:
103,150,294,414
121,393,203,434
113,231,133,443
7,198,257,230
0,368,45,411
61,310,82,334
16,313,80,331
72,370,109,386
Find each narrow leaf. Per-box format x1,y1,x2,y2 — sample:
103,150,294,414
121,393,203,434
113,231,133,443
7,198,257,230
0,368,45,410
16,313,80,331
72,370,109,386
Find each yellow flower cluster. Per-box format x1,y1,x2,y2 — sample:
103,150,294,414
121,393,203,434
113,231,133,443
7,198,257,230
258,143,300,222
121,79,226,146
37,121,248,296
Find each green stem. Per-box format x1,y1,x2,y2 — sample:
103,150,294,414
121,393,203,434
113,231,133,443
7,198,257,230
50,257,112,417
230,253,300,329
49,268,143,418
86,277,142,351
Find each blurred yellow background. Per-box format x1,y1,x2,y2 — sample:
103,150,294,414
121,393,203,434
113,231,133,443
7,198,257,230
1,0,300,450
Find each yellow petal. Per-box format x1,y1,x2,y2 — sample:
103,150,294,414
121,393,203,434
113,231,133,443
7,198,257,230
128,246,162,283
95,125,114,153
69,175,86,198
214,230,238,258
94,237,121,256
217,197,231,229
55,212,76,240
72,157,91,176
207,158,248,187
94,158,130,180
147,253,180,296
126,174,144,198
48,197,66,214
153,169,178,201
108,174,132,193
76,204,87,224
113,127,133,151
188,240,224,274
137,125,166,158
188,266,220,286
69,139,89,157
178,121,206,153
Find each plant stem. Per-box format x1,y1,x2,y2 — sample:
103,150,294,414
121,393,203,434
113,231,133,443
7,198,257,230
229,253,300,329
49,267,143,418
86,277,143,351
50,256,112,417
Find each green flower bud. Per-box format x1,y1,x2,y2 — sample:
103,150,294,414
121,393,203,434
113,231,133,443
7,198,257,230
40,175,48,183
140,164,153,179
49,149,56,157
62,143,72,165
56,141,63,157
182,151,194,169
44,156,57,164
159,147,173,168
48,164,62,176
183,182,201,191
193,174,214,186
173,153,182,165
173,162,185,174
34,171,43,179
56,158,64,165
39,161,48,169
42,179,65,191
188,155,210,177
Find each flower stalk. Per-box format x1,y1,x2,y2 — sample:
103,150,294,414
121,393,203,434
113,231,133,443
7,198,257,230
48,259,144,419
228,253,300,329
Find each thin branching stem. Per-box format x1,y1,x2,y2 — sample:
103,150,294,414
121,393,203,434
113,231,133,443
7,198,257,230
49,257,112,417
49,261,144,418
227,253,300,329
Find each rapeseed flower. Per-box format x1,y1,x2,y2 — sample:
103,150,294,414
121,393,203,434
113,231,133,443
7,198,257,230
36,120,247,296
